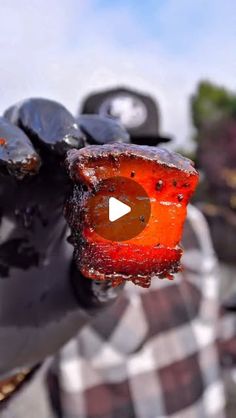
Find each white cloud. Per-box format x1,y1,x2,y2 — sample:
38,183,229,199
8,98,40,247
0,0,235,151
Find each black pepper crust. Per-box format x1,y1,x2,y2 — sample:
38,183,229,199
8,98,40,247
66,143,197,183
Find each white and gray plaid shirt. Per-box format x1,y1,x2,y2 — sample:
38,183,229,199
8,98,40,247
47,205,236,418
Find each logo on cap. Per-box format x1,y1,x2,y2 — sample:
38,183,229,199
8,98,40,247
99,94,147,129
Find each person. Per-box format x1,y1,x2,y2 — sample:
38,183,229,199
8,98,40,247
0,90,235,418
44,88,236,418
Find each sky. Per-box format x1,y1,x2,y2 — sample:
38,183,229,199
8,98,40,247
0,0,236,150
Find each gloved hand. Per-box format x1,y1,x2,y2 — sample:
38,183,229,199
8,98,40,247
0,98,128,378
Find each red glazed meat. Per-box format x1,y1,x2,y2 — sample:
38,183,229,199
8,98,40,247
65,144,199,287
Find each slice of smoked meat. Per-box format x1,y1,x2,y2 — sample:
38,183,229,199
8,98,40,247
65,144,199,287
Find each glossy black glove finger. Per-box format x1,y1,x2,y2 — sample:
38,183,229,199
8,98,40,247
0,110,72,277
0,100,127,378
77,114,130,145
0,117,41,179
4,98,85,156
1,98,86,268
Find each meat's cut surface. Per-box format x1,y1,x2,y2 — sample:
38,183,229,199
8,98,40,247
65,144,199,287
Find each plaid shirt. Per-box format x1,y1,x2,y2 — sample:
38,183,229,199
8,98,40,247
48,205,236,418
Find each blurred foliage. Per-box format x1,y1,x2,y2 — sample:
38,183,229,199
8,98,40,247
190,81,236,264
177,81,236,163
191,80,236,136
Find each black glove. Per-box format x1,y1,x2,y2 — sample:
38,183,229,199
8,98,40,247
0,98,128,377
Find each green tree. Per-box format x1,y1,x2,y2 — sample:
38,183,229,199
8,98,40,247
191,81,236,135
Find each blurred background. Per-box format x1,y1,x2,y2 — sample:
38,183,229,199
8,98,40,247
1,2,236,416
0,0,236,153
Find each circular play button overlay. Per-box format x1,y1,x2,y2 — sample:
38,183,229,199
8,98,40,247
86,176,151,241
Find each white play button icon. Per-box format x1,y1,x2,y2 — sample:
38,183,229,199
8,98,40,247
87,176,151,241
109,197,131,222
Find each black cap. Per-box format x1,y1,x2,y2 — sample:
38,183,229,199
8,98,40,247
80,87,172,146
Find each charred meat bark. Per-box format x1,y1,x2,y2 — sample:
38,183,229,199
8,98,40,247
65,144,199,287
